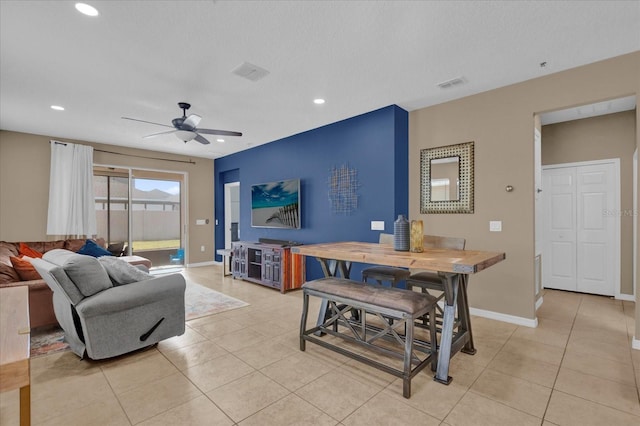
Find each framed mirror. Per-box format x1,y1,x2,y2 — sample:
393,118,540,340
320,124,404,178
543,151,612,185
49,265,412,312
420,141,474,214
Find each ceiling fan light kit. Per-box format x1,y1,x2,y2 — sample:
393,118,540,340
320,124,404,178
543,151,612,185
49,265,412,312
175,130,196,142
122,102,242,145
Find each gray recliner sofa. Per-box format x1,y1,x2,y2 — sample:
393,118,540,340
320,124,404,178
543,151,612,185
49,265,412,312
32,249,185,360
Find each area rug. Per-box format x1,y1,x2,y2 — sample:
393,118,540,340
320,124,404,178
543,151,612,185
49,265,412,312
30,325,68,358
184,281,249,321
30,281,249,357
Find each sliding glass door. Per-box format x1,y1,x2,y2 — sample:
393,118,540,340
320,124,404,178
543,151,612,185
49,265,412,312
94,169,130,255
94,166,185,267
131,176,183,266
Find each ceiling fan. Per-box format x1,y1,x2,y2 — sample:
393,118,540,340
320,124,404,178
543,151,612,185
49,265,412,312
122,102,242,145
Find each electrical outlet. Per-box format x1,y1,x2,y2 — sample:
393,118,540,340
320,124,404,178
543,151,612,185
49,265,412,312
200,245,205,252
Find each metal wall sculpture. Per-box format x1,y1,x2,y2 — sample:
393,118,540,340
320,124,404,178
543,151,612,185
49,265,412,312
328,164,359,214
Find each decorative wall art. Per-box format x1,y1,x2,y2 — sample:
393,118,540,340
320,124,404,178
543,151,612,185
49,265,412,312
420,141,474,214
328,164,360,214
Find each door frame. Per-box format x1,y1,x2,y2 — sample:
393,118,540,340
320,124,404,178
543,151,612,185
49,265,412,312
542,158,621,298
633,149,637,299
224,181,240,249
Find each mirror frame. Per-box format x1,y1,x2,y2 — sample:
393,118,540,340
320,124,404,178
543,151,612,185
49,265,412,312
420,141,474,214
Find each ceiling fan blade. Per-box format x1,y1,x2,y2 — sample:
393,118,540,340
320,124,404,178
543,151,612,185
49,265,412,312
122,117,174,128
182,114,202,130
143,129,177,139
197,128,243,137
194,134,211,145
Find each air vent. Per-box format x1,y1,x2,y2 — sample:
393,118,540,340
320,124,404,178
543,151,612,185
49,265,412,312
437,77,466,89
231,62,270,82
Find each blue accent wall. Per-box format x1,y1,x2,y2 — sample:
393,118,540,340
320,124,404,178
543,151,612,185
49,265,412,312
214,105,408,281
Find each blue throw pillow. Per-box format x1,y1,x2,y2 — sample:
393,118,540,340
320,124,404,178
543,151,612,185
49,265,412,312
77,239,112,257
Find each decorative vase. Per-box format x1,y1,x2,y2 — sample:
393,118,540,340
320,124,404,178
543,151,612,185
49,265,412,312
393,214,410,251
410,220,424,253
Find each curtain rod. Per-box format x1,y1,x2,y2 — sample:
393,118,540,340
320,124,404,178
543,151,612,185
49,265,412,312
50,141,196,165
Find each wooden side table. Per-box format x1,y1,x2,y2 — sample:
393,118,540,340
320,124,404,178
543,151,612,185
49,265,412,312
0,286,31,425
216,249,233,277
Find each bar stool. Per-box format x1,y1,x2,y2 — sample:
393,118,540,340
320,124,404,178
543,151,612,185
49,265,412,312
407,235,465,332
361,233,410,288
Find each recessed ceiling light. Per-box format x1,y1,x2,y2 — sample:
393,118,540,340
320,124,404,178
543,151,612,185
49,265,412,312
313,98,325,105
216,138,225,143
50,105,65,111
75,3,99,17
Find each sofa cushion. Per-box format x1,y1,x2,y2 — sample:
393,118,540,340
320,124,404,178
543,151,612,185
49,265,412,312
62,253,113,297
0,242,19,260
0,262,20,284
98,256,153,285
64,238,90,252
40,240,67,253
77,239,112,258
41,250,86,304
19,242,43,258
106,242,125,257
10,256,42,281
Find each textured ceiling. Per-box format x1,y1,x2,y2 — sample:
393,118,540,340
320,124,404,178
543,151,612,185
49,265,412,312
1,1,639,159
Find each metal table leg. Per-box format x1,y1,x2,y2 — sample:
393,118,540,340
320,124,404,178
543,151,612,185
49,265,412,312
457,274,476,355
434,273,459,384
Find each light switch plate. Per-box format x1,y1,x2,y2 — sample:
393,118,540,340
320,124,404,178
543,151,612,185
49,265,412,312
489,221,502,232
371,221,385,231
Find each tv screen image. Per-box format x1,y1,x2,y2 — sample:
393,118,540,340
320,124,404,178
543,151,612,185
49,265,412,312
251,179,300,229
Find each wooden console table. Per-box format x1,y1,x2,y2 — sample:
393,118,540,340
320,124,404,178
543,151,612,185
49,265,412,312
292,241,505,385
0,286,31,425
231,241,305,293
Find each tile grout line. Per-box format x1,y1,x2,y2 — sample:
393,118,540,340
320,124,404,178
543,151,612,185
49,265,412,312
539,292,581,422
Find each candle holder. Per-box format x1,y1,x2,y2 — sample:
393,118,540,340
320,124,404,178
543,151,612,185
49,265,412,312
410,220,424,253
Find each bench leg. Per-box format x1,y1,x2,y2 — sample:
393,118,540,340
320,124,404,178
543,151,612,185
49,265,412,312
300,292,309,351
403,316,414,398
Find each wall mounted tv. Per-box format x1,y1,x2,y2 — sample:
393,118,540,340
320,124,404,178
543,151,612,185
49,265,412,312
251,179,301,229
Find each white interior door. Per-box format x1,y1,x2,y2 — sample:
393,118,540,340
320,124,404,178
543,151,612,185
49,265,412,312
542,160,619,296
543,167,577,291
576,163,615,295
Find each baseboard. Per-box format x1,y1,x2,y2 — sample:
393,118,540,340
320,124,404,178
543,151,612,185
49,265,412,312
535,296,544,311
632,337,640,351
615,293,636,302
186,261,217,268
469,307,538,328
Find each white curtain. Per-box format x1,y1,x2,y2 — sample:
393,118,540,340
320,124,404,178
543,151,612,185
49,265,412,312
46,141,97,237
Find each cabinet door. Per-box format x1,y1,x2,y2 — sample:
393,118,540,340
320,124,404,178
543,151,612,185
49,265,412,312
232,244,247,278
273,262,280,283
262,249,273,282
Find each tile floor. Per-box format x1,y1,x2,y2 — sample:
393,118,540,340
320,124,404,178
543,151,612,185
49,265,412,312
1,265,639,425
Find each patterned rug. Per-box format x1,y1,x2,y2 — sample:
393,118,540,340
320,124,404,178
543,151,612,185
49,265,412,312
30,325,68,358
184,281,249,321
30,281,249,357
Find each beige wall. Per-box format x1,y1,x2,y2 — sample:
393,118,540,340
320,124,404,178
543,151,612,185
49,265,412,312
0,130,215,264
409,51,639,321
542,111,636,295
636,105,640,341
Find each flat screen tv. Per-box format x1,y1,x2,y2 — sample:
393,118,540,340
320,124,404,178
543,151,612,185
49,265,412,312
251,179,301,229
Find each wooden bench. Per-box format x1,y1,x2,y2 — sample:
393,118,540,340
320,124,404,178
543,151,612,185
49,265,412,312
299,277,438,398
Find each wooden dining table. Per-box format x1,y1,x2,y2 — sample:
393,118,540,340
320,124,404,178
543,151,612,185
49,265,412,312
0,286,31,425
291,241,505,385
